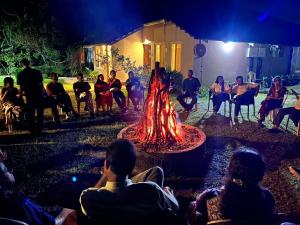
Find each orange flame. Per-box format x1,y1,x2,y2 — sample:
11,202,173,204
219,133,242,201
136,63,183,146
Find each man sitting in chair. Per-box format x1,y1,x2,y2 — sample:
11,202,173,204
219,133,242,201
271,89,300,131
231,76,259,119
177,70,201,111
73,73,94,118
46,73,78,120
125,71,143,111
79,139,179,224
108,70,127,113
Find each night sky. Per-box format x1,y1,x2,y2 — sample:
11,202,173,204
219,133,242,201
2,0,300,45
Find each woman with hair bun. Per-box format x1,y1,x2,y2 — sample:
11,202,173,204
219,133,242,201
188,148,275,225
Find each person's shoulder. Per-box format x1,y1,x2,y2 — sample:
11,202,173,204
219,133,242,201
1,87,7,94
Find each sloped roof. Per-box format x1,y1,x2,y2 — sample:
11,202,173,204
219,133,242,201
51,0,300,46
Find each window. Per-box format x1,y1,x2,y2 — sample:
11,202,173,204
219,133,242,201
155,44,161,62
95,46,101,68
170,43,181,71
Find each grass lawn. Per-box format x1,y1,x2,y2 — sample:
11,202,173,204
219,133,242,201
0,79,300,221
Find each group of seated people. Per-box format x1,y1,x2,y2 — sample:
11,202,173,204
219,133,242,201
0,59,144,133
177,70,300,131
0,140,298,225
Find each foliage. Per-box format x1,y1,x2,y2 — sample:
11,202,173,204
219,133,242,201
98,48,151,85
168,70,183,94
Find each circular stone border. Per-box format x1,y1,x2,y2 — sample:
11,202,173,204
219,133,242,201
117,123,206,154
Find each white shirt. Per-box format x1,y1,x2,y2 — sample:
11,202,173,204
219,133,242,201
210,83,230,94
232,83,258,96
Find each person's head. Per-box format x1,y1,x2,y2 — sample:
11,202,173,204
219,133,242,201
77,73,84,82
104,139,136,179
220,148,269,220
21,58,30,68
97,74,104,83
216,75,224,84
272,76,282,88
236,76,244,85
50,73,58,82
188,70,193,78
226,148,266,187
109,70,116,80
3,77,14,88
128,71,134,79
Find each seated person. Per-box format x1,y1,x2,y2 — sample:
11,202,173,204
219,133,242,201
0,77,24,120
177,70,201,111
108,70,127,113
258,76,287,127
94,74,112,114
73,73,94,118
79,139,179,224
271,88,300,130
42,88,61,125
231,75,259,118
125,71,144,111
210,75,231,114
188,148,275,225
0,148,55,225
46,72,78,120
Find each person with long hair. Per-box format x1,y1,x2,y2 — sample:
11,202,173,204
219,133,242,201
210,75,231,114
188,148,275,225
94,74,112,114
258,76,287,127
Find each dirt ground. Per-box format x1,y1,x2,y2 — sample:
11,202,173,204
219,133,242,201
0,93,300,221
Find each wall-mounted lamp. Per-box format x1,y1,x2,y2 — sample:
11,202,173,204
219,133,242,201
143,39,151,45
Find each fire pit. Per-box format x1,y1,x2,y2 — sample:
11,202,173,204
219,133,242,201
117,62,206,154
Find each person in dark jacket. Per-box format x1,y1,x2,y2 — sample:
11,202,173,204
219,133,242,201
17,59,44,134
73,73,94,118
108,70,127,112
177,70,201,111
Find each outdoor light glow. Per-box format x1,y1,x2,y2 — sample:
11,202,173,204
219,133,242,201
72,176,77,182
222,42,234,52
143,39,151,45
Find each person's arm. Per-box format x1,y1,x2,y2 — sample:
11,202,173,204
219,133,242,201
94,173,107,189
87,82,91,91
195,79,201,93
290,89,299,99
0,89,8,102
45,84,52,96
182,79,187,93
210,83,216,94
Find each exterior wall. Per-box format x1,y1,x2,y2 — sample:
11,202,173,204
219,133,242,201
194,41,248,86
112,30,144,81
143,22,197,78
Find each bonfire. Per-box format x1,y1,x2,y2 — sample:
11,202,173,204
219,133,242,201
118,62,206,153
136,62,183,145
